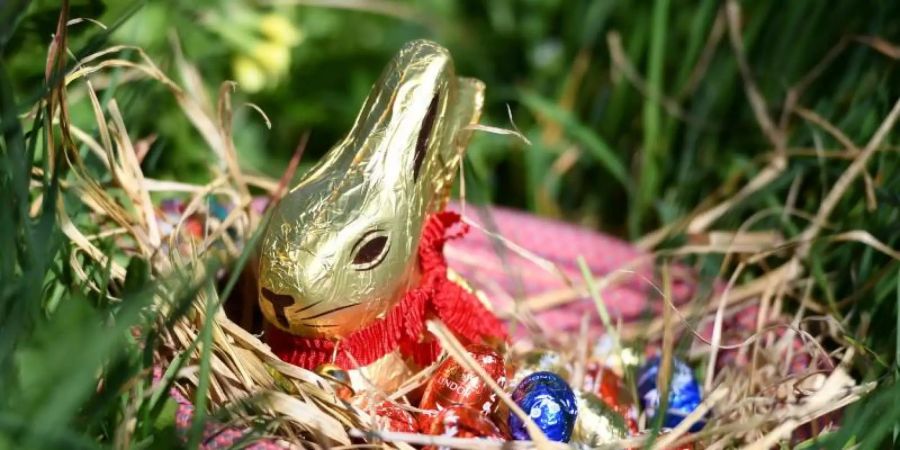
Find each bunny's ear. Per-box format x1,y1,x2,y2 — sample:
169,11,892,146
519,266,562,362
412,93,440,183
420,76,484,213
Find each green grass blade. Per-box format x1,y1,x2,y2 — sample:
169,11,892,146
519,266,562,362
187,278,218,449
519,91,630,190
630,0,671,237
0,0,31,53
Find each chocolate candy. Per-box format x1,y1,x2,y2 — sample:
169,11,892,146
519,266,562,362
426,405,504,439
490,401,512,439
509,371,578,442
373,401,418,433
419,344,506,415
583,363,626,409
583,363,638,432
417,409,439,433
637,356,705,432
315,363,354,400
571,391,629,447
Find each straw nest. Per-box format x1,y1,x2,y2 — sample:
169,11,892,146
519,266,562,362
47,6,900,448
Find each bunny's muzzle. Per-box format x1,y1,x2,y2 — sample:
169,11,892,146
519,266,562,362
258,280,369,338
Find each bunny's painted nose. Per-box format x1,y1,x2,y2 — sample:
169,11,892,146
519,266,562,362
261,288,296,328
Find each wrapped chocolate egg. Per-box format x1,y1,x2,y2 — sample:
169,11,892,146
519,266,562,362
373,401,418,433
583,362,627,409
490,401,512,439
637,356,705,431
509,371,578,442
315,363,354,400
419,344,506,415
417,409,439,433
622,406,639,435
511,349,569,387
583,362,638,432
426,405,505,439
571,391,629,448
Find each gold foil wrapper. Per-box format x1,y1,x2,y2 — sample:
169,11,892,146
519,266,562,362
572,390,629,448
256,39,485,341
315,363,355,400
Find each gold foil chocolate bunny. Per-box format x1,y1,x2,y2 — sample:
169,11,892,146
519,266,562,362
258,40,505,388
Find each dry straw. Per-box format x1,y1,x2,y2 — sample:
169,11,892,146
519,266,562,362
40,1,900,447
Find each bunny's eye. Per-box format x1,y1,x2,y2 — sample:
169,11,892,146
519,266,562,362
351,230,390,270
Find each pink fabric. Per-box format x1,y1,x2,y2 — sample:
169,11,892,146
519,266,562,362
171,388,283,450
445,203,696,334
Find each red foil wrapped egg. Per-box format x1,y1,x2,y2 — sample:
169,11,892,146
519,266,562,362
584,363,638,433
373,401,418,433
584,363,626,408
419,344,506,415
490,401,512,439
417,409,439,434
426,406,504,439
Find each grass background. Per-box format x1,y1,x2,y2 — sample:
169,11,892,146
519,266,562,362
1,0,899,448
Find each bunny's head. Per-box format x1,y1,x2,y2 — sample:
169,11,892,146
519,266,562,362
258,40,484,338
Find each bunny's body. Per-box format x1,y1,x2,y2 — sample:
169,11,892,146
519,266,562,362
258,40,504,389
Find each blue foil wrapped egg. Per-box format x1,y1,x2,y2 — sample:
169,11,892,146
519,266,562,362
509,371,578,442
637,356,705,431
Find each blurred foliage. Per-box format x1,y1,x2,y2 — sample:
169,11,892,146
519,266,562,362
6,0,899,232
2,0,900,448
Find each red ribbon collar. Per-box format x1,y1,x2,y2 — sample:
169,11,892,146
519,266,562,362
266,211,507,370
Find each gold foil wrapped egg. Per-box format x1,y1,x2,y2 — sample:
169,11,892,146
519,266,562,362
315,363,354,400
572,391,629,448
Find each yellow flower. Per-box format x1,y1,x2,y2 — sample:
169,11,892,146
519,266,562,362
251,41,291,77
259,13,304,46
233,55,267,93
